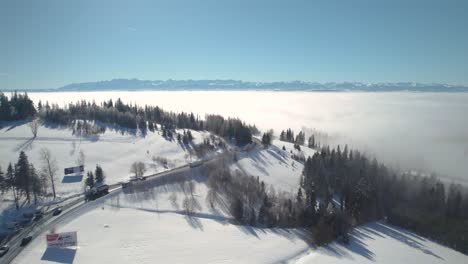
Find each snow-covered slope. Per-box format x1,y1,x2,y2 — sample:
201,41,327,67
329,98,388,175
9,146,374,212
13,175,468,264
295,222,467,264
13,174,311,264
0,122,207,197
231,139,316,193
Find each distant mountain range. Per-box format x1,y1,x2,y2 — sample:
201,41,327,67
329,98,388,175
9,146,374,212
35,79,468,92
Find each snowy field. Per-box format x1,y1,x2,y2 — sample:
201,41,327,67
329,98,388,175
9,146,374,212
13,174,468,264
0,121,207,197
27,91,468,183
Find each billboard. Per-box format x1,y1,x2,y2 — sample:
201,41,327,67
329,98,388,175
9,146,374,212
46,232,78,248
64,165,84,175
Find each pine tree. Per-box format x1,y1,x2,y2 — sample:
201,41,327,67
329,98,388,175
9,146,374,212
231,197,244,223
296,188,303,205
187,130,193,142
280,130,286,141
308,135,315,148
0,167,4,192
95,165,105,183
249,207,256,226
16,151,31,203
30,164,43,205
261,133,271,148
85,171,95,189
6,163,19,210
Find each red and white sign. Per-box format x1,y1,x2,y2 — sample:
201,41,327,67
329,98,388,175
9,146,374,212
46,232,78,248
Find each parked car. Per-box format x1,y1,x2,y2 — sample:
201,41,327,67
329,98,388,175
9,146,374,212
0,245,9,257
52,207,62,216
20,236,32,246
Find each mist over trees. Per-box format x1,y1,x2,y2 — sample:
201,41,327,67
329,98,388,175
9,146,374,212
298,142,468,251
206,130,468,252
279,129,308,147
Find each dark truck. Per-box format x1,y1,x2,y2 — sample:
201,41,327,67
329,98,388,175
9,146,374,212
86,184,109,201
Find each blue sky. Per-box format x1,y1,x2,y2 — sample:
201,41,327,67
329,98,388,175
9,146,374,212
1,0,468,89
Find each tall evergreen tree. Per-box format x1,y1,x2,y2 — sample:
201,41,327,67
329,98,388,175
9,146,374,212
16,151,31,203
85,171,95,189
95,165,105,183
6,163,19,210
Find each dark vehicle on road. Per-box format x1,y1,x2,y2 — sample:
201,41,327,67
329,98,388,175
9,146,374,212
0,245,9,257
20,236,32,246
52,207,62,216
33,213,43,221
86,184,109,201
121,182,130,188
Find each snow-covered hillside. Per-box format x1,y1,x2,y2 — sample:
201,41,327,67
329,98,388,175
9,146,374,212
12,172,311,264
231,139,316,193
0,121,207,197
27,91,468,184
294,221,468,264
13,171,467,264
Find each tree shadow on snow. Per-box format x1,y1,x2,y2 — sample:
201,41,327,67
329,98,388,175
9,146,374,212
0,120,31,132
321,221,445,262
14,137,35,152
364,222,444,260
185,215,204,231
41,247,77,264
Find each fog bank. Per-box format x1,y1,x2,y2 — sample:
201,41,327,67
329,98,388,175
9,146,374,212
28,91,468,183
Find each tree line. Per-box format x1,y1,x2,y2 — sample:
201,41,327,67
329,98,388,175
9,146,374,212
38,98,257,146
1,92,257,146
0,92,36,121
279,128,317,149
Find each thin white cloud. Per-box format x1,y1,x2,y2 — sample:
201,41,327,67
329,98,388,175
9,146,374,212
126,26,137,32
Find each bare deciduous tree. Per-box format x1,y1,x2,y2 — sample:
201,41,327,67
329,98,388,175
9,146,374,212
29,119,39,138
169,192,178,208
183,196,195,215
150,156,169,172
77,150,86,167
188,181,195,197
40,148,58,199
206,188,218,208
130,161,146,178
